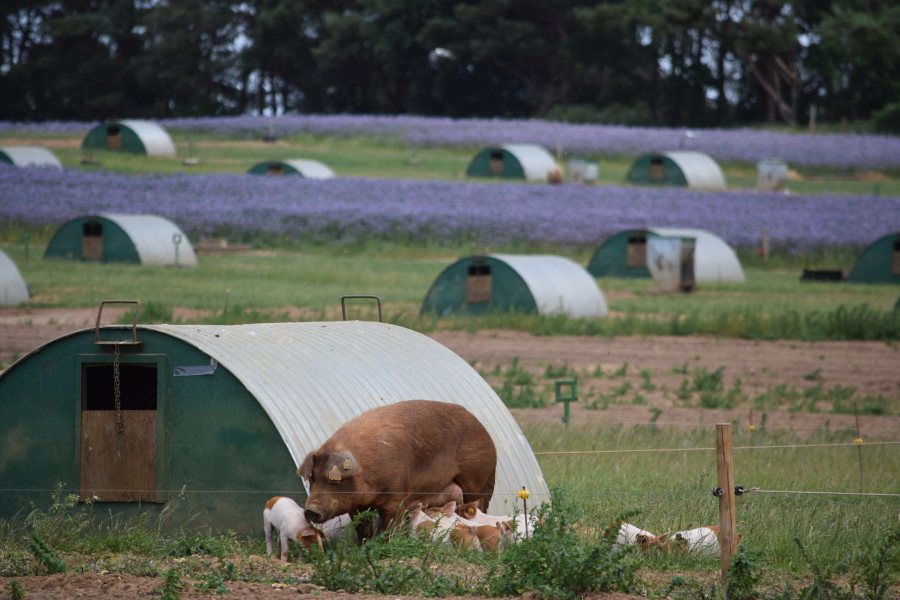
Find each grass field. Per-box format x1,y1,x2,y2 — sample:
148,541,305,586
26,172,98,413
1,127,898,598
3,240,898,342
3,129,899,197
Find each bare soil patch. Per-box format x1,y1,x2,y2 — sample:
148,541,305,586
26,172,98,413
0,573,642,600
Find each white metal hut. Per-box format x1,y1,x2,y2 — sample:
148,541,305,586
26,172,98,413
0,250,29,305
0,146,63,169
248,159,335,179
627,150,727,190
422,254,609,318
466,144,559,182
81,119,176,157
588,227,745,283
0,318,550,532
44,213,197,267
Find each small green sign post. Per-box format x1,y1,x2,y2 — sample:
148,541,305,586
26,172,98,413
554,379,578,425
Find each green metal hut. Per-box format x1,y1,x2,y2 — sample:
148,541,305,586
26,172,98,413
0,250,29,306
248,159,335,179
846,232,900,284
587,227,744,283
0,145,62,169
44,214,197,267
421,254,608,318
0,316,549,533
626,151,726,190
81,120,176,157
465,144,558,182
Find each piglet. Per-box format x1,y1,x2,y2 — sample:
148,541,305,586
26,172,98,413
614,523,660,551
661,525,740,556
264,496,324,561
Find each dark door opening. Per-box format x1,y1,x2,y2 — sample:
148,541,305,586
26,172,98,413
266,164,284,176
650,156,665,180
467,263,492,304
489,151,504,176
82,221,103,260
626,235,647,268
80,363,158,502
106,125,122,150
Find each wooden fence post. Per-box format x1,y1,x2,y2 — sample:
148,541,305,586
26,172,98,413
716,423,738,583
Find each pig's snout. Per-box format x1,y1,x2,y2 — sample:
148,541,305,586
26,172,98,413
305,507,323,523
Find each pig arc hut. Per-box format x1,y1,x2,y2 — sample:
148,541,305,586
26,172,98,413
0,316,549,533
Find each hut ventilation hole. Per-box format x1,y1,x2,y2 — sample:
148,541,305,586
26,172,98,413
893,239,900,275
82,221,103,260
489,151,504,176
467,263,492,304
106,125,122,151
626,235,647,268
267,164,284,176
80,363,158,502
650,156,665,180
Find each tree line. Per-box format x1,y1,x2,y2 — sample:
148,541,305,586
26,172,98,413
2,0,899,129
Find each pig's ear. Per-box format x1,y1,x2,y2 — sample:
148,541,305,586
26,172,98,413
437,501,456,516
298,452,314,480
325,450,359,481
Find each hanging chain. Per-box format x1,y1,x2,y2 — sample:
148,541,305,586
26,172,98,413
113,343,124,433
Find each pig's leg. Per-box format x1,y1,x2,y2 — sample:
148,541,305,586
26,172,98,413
279,530,290,561
264,515,274,557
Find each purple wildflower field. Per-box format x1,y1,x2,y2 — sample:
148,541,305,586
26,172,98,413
2,165,898,252
2,115,898,170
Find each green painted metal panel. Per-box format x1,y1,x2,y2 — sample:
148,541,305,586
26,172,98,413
44,216,141,263
626,155,688,186
847,233,900,284
81,123,148,154
587,230,653,278
465,147,527,179
0,151,13,165
421,256,537,316
0,329,302,533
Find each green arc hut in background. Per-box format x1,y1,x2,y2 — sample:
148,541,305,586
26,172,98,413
846,232,900,284
44,214,197,267
81,119,176,157
422,254,608,318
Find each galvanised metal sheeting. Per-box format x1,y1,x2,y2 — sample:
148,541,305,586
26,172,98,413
491,254,608,318
661,151,726,190
146,320,550,511
0,250,29,305
280,159,335,179
0,146,62,169
116,120,177,156
74,213,197,266
501,144,558,181
649,228,744,283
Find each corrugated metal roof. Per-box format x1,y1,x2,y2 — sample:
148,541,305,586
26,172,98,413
663,151,726,190
146,320,550,512
492,254,608,318
282,159,335,179
0,250,29,306
0,146,62,169
650,227,744,283
501,144,558,182
117,120,177,157
101,213,198,267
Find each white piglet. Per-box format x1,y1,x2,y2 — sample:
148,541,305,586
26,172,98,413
664,525,738,556
615,523,660,550
264,496,324,561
